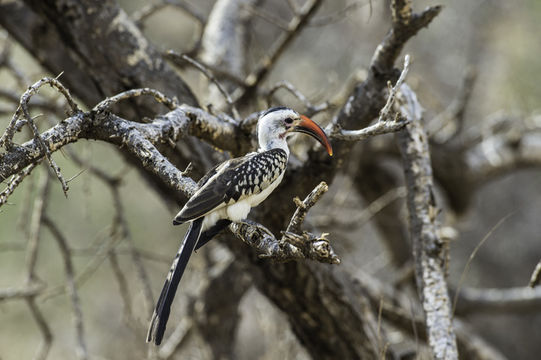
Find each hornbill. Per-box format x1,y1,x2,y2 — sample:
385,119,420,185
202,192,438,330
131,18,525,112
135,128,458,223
147,107,333,345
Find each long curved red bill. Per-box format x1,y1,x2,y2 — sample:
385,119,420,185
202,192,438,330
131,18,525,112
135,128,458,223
294,115,333,156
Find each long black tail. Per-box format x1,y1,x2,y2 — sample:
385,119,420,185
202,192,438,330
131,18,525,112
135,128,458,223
146,217,203,345
194,219,231,251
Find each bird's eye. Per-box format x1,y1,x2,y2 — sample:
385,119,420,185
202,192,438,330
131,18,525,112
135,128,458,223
284,118,293,124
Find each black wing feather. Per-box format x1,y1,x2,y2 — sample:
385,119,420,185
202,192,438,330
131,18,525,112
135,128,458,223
174,149,288,223
174,156,250,222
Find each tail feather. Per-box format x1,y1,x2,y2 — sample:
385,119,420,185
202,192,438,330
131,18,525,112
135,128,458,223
195,219,232,251
147,218,203,345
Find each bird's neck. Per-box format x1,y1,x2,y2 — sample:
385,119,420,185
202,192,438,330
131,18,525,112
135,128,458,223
258,137,290,156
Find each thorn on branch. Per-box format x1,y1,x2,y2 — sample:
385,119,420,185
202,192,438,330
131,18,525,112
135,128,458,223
180,162,193,176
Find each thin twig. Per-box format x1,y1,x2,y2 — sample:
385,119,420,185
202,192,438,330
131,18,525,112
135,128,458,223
428,67,477,142
312,186,406,228
452,212,515,314
310,0,369,27
166,50,246,85
242,3,290,31
329,55,411,141
41,228,122,301
176,53,240,120
132,2,167,27
284,0,299,13
132,0,205,26
1,77,80,148
26,297,53,360
43,216,89,360
381,54,410,117
0,77,81,196
286,181,328,234
93,88,178,113
111,186,155,318
232,0,323,102
330,116,408,141
71,246,172,264
25,168,50,282
108,248,136,326
265,80,331,117
157,317,194,359
0,161,40,207
530,260,541,288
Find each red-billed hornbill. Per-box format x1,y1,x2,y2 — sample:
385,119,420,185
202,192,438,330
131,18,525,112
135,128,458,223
147,107,333,345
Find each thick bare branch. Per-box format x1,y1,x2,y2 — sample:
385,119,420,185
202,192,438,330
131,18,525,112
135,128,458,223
232,221,339,264
397,81,458,358
0,104,247,183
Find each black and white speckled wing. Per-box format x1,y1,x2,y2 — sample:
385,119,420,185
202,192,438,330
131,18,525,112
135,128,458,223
174,149,288,223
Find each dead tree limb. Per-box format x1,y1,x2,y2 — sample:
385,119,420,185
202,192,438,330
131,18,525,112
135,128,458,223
397,82,458,359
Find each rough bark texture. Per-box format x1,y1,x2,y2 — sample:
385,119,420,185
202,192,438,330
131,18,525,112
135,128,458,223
397,85,458,359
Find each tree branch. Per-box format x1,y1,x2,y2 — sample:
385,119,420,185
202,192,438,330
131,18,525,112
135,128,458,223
397,81,458,359
454,286,541,315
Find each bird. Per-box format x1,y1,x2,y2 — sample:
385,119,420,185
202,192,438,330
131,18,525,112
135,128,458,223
146,106,333,345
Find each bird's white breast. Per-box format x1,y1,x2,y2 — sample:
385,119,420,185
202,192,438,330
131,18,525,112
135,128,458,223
201,171,285,231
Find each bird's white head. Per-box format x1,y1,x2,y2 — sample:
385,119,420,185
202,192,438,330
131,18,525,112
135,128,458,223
257,107,333,156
